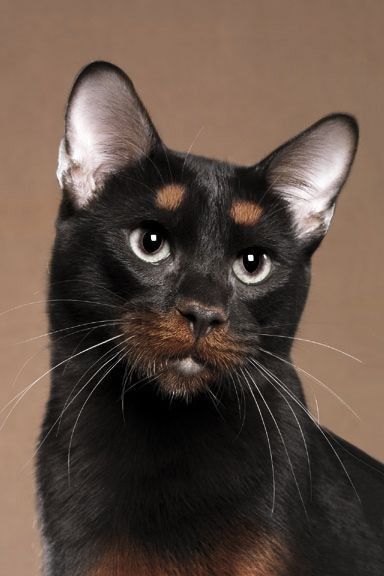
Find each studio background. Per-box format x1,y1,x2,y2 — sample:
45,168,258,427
1,1,383,573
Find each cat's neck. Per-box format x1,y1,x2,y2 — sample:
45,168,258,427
41,349,310,573
48,349,309,513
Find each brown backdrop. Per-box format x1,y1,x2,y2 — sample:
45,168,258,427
1,1,383,573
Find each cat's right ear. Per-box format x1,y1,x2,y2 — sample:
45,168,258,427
260,114,358,244
57,61,160,207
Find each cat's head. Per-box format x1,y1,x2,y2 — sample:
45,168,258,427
52,61,358,400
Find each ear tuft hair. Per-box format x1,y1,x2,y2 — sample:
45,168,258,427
57,61,160,207
263,114,358,239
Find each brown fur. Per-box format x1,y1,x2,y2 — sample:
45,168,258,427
156,185,185,211
87,534,291,576
121,308,244,398
230,201,263,226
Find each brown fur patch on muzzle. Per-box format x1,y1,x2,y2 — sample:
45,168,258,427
120,309,243,398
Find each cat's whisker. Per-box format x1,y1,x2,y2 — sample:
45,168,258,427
257,334,362,363
181,125,205,179
114,137,166,187
58,337,135,430
235,366,276,515
247,359,313,502
9,343,50,393
17,319,122,344
265,200,297,220
67,350,126,485
243,364,309,518
258,347,360,421
32,347,123,458
48,278,128,304
161,141,175,184
119,175,159,197
233,370,247,437
9,322,121,402
126,352,141,382
313,392,320,425
11,327,105,422
249,358,361,503
0,334,125,429
0,298,124,319
60,327,107,380
121,369,164,398
126,346,149,383
121,359,130,422
205,386,225,421
228,371,243,427
29,340,135,465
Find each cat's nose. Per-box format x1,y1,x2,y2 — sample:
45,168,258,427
176,300,228,338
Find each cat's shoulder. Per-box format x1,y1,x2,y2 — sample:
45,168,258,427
325,430,384,534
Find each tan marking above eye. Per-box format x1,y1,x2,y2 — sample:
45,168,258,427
156,185,185,211
230,201,263,226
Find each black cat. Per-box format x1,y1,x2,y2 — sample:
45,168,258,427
37,62,384,575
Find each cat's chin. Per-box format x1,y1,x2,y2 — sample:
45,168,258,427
156,357,214,400
170,356,205,376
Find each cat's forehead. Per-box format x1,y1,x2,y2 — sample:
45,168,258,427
171,151,235,194
187,155,234,194
152,151,264,227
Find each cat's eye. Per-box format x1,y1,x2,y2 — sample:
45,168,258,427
233,248,272,284
129,225,171,264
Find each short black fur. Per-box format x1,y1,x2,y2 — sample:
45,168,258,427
37,62,384,576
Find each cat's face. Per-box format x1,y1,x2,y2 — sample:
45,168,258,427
52,61,358,400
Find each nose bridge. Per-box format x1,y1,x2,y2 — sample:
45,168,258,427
177,270,230,312
176,168,231,312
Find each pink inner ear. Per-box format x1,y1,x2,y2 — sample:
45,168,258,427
266,117,357,238
57,65,157,207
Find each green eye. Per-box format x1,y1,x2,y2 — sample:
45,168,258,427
233,249,272,284
129,225,171,264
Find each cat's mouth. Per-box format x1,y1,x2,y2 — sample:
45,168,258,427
169,355,206,376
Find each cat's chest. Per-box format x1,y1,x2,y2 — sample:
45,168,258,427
86,536,292,576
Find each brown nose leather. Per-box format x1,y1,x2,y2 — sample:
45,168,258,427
176,301,228,338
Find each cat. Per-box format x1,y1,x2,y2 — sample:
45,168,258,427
37,61,384,576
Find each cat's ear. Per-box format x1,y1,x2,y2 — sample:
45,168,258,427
57,61,160,207
262,114,358,240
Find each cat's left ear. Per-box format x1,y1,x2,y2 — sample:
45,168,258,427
261,114,358,241
57,61,161,207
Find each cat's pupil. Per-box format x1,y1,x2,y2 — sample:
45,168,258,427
142,230,163,253
243,250,261,274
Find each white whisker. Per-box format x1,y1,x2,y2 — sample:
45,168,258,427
313,392,320,425
67,350,125,484
0,334,124,430
0,298,123,318
257,333,362,363
58,337,134,429
248,359,312,502
243,364,309,516
258,347,360,421
17,319,121,344
26,339,134,468
181,125,205,178
249,358,361,503
236,367,276,514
